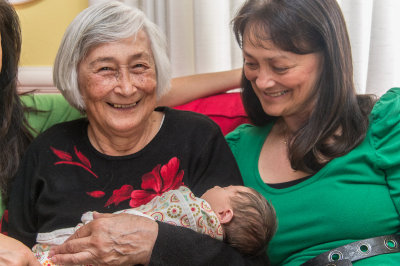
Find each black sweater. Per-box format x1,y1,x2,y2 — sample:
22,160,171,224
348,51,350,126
8,107,266,265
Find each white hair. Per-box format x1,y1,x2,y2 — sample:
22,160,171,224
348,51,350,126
53,1,171,111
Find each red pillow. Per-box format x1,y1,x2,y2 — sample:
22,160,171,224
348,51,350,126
174,92,249,135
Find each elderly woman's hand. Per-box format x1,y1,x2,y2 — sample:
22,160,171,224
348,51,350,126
48,212,158,265
0,234,41,266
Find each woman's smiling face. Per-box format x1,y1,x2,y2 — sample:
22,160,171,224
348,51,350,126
78,30,157,136
242,33,322,122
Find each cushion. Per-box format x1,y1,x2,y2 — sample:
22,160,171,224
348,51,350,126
174,92,249,135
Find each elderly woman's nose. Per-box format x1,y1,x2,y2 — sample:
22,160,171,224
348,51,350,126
115,69,137,95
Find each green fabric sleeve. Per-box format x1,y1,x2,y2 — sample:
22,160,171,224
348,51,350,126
225,123,253,156
371,87,400,215
21,94,84,137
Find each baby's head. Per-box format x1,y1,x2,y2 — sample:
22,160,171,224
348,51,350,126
201,185,277,256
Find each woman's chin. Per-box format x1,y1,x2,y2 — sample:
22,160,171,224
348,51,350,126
262,108,285,117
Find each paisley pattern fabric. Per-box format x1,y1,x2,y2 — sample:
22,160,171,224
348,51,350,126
119,186,223,238
33,186,222,265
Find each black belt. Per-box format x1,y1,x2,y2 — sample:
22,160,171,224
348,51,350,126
301,234,400,266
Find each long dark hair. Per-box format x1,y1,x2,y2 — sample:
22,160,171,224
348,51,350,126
233,0,376,173
0,0,32,203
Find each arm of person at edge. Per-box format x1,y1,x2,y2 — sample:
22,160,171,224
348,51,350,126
0,234,41,266
157,68,242,107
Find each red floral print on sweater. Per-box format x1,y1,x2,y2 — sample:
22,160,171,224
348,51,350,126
51,146,98,178
51,147,184,208
105,185,134,207
130,157,184,207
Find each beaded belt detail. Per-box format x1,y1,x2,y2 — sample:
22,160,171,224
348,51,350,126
301,234,400,266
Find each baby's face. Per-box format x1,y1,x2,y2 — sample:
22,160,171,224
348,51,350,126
201,185,250,212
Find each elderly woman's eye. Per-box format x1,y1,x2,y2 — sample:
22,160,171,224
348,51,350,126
134,64,146,69
131,64,148,73
99,67,112,71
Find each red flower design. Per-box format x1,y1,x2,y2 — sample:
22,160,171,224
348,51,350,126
87,191,105,198
130,157,184,208
105,184,134,207
50,147,72,161
51,146,98,178
74,146,91,169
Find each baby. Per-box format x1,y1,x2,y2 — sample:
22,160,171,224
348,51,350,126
34,185,277,264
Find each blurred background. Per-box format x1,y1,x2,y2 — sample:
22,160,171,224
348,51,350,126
12,0,400,96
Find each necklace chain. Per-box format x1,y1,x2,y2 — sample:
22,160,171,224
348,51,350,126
281,122,290,145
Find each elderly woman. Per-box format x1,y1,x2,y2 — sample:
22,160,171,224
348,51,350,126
6,2,261,265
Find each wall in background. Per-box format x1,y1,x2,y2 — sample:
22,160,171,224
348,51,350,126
15,0,88,66
108,0,400,96
16,0,399,95
14,0,88,92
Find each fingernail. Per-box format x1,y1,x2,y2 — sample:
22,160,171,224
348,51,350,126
50,256,57,263
48,250,54,257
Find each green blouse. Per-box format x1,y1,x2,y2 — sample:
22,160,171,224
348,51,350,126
21,94,83,137
226,87,400,265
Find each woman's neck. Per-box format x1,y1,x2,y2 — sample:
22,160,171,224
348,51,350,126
87,111,163,156
281,109,311,134
280,117,301,137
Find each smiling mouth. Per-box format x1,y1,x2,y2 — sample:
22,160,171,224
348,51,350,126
265,90,290,97
108,101,139,109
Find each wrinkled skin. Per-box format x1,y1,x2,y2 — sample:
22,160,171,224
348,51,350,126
49,212,158,265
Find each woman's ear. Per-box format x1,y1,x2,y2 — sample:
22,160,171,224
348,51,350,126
217,208,234,224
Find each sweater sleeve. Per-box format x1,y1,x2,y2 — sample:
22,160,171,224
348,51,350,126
185,117,244,197
151,222,268,266
21,94,83,136
371,87,400,217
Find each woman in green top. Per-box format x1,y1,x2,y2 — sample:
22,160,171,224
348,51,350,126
161,0,400,265
225,0,400,264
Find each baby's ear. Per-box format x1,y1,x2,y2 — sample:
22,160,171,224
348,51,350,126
218,208,233,224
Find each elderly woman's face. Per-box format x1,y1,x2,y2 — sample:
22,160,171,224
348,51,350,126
78,30,157,135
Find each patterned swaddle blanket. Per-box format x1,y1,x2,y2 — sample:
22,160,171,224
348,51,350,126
33,186,223,265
